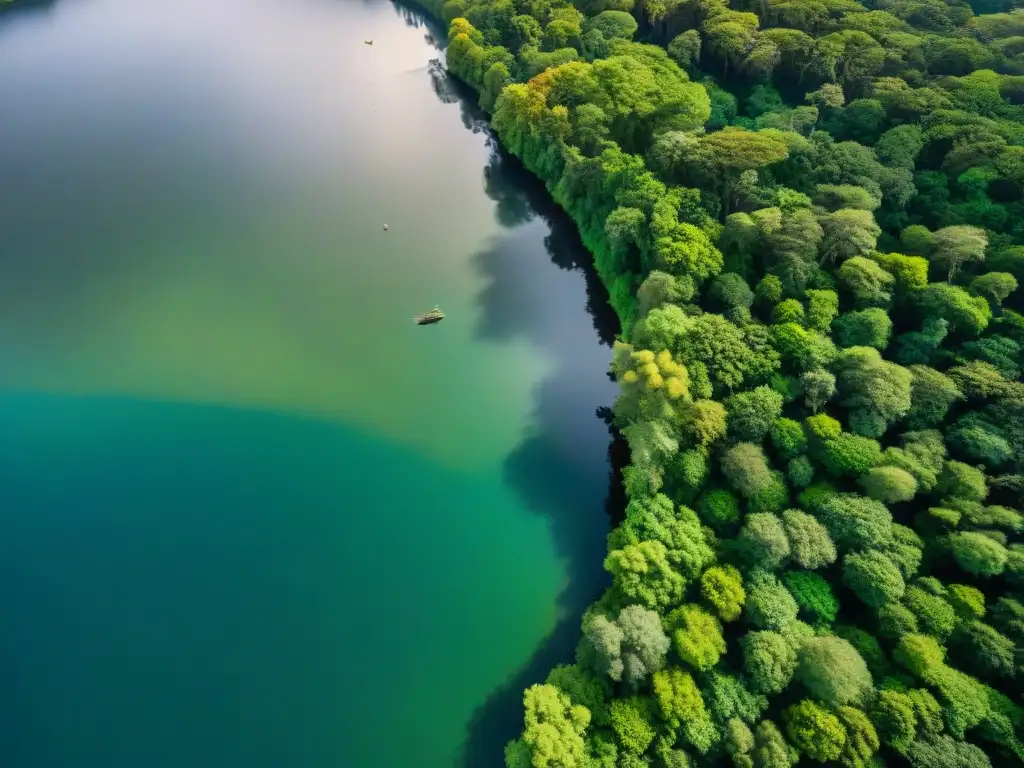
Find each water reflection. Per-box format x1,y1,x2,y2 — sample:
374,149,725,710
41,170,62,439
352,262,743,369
427,58,460,106
462,152,620,766
0,0,60,25
398,9,627,763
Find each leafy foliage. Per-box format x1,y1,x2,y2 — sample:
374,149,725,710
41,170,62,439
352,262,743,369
784,571,839,624
701,565,745,622
784,699,847,763
744,573,800,631
781,509,836,569
506,684,591,768
467,0,1024,760
665,604,726,671
795,635,874,707
742,630,797,696
843,550,907,609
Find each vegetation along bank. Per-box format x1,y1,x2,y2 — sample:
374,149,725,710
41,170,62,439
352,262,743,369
418,0,1024,764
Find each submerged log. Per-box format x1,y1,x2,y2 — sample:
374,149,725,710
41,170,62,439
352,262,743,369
414,307,444,325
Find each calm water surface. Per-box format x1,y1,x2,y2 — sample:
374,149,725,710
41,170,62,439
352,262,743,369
0,1,617,765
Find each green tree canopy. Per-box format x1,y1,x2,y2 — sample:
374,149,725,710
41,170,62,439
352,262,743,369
781,509,837,569
795,635,874,706
950,531,1009,577
860,465,919,503
701,565,746,621
742,630,798,695
738,513,791,570
784,699,847,763
579,605,670,686
722,442,775,497
665,604,727,671
844,549,907,608
505,684,591,768
745,573,800,630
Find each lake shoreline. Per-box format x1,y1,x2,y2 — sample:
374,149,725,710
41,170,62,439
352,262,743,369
395,1,640,762
402,0,632,329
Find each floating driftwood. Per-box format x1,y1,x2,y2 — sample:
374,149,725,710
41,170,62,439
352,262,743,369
415,307,444,325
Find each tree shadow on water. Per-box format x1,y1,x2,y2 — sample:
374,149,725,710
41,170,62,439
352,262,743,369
393,0,448,47
391,10,630,762
456,382,624,768
475,144,619,347
457,140,626,768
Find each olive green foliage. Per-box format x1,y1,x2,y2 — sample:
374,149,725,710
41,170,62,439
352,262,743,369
834,625,887,679
817,494,893,552
751,720,797,768
871,689,920,754
725,718,754,768
701,565,745,622
703,671,767,727
579,605,670,686
665,604,726,671
952,621,1016,679
471,0,1024,759
609,495,713,579
680,399,728,447
860,465,918,503
904,584,958,641
906,735,992,768
742,631,797,696
844,550,907,610
820,433,882,478
889,524,925,579
907,365,963,428
838,256,894,306
786,456,814,488
609,697,656,755
722,442,774,497
833,308,893,350
937,461,989,503
744,574,799,631
806,290,838,333
801,369,836,413
747,470,789,515
835,706,879,768
651,667,706,735
784,699,847,762
781,509,836,569
804,417,843,452
946,584,987,622
506,684,591,768
795,635,874,707
737,513,790,571
727,386,783,442
605,539,686,610
951,531,1009,577
833,346,912,438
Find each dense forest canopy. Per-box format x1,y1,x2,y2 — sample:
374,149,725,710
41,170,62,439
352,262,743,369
419,0,1024,763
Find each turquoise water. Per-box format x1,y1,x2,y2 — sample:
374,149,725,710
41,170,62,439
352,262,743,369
0,1,617,765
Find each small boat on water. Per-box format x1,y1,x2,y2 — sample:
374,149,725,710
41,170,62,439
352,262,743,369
415,307,445,325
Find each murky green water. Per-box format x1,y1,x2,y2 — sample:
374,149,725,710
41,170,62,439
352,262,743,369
0,1,616,765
